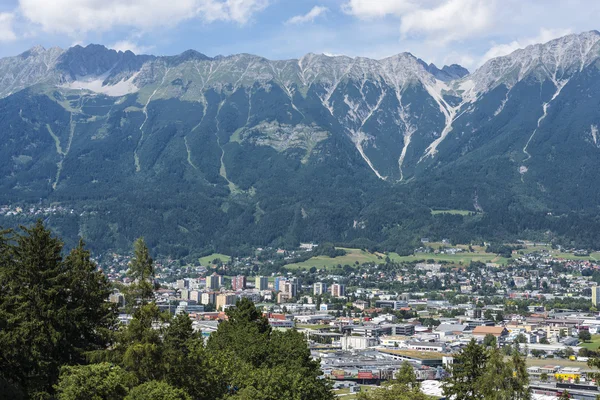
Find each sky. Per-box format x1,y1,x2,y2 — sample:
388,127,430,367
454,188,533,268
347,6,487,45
1,0,600,70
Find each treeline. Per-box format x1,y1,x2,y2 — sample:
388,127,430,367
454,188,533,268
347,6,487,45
0,222,332,399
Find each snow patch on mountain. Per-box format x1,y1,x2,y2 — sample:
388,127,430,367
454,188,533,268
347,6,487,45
60,71,140,96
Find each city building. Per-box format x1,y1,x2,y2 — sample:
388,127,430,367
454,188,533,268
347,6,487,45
375,300,408,310
232,275,247,291
282,280,297,297
593,286,600,306
331,283,346,298
189,290,202,302
277,292,292,304
314,282,327,296
216,293,237,310
201,292,216,305
256,276,269,291
274,276,284,292
206,273,222,290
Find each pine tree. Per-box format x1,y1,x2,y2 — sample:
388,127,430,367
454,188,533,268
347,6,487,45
476,348,514,400
126,238,155,308
0,221,115,398
511,346,531,400
443,339,488,400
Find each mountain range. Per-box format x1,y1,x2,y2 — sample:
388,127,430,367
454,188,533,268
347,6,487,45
2,31,600,257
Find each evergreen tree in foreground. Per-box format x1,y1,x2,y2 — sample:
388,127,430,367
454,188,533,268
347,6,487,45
444,339,530,400
0,221,115,398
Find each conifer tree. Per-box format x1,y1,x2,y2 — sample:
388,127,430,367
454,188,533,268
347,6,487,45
443,339,488,400
126,238,155,308
0,221,115,398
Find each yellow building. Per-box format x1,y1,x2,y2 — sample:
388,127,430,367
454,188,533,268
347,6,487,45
593,286,600,307
554,367,581,382
216,293,237,310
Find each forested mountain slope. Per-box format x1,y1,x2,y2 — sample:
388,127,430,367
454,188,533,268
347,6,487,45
2,31,600,257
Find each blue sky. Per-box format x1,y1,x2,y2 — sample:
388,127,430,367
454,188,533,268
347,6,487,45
1,0,600,70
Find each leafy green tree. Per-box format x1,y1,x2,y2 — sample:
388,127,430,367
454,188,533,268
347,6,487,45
514,333,527,344
55,363,136,400
495,311,505,323
443,339,488,400
540,372,548,382
483,334,497,348
124,380,191,400
579,330,592,342
0,222,115,398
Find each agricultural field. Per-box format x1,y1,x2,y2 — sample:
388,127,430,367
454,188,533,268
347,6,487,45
284,246,509,271
198,253,232,266
284,248,389,271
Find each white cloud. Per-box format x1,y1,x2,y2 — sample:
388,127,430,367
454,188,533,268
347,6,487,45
481,28,573,64
342,0,416,18
342,0,495,45
18,0,270,34
0,13,17,42
286,6,328,25
109,40,154,55
400,0,495,44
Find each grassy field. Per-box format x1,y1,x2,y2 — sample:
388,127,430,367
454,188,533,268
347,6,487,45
296,324,332,330
431,209,474,216
284,246,509,270
285,248,388,270
523,357,598,370
580,335,600,350
334,385,378,399
199,253,232,266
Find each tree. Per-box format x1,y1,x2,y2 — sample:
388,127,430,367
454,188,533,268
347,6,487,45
579,330,592,343
0,222,116,398
476,348,514,399
124,381,191,400
443,339,488,400
531,350,546,358
126,238,155,308
112,303,167,382
510,346,531,400
206,298,333,399
540,337,550,344
514,333,527,344
495,311,505,323
444,340,530,400
484,309,494,321
483,334,497,348
558,390,571,399
540,372,548,382
564,347,575,357
357,384,432,400
55,363,136,400
394,361,417,389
